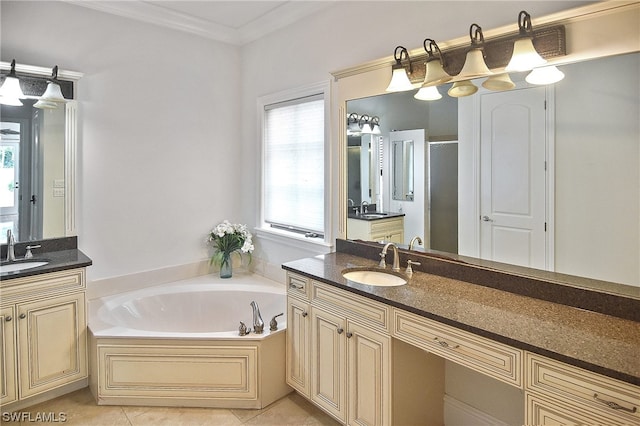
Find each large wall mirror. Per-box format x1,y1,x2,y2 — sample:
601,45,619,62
0,61,80,244
338,2,639,293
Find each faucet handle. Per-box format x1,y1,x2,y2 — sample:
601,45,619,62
378,251,387,268
24,245,41,259
270,313,284,331
406,259,421,276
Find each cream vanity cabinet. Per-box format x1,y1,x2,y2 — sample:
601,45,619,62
347,216,404,244
525,353,640,425
286,273,392,426
0,268,87,408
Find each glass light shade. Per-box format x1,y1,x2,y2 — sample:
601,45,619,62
482,73,516,91
458,49,492,79
360,122,373,134
414,85,442,101
0,76,26,100
526,65,565,85
422,60,451,87
448,80,478,97
347,122,361,134
0,95,23,106
505,38,547,72
385,67,414,92
371,124,381,134
40,81,65,102
34,99,58,109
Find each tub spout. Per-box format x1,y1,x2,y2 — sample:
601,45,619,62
250,301,264,334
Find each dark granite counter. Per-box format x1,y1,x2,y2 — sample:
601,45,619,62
1,237,92,280
347,211,405,221
282,252,640,386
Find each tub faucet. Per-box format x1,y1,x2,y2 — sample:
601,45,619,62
6,229,15,262
250,301,264,334
409,236,423,251
379,242,400,272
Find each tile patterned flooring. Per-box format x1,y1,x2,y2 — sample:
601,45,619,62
1,387,341,425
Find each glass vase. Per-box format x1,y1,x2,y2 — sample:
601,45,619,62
220,253,232,279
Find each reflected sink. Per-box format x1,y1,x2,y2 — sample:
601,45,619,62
342,269,407,287
0,261,49,274
360,213,387,219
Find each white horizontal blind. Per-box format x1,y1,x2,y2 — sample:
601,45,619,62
264,94,324,234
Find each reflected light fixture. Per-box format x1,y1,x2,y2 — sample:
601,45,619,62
0,59,26,106
385,46,414,92
370,116,381,134
448,80,478,97
359,114,373,134
415,39,450,101
457,24,492,80
482,73,516,91
347,113,361,135
505,11,547,72
526,65,565,85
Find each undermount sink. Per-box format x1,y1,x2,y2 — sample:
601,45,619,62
360,213,387,219
342,268,407,287
0,261,49,274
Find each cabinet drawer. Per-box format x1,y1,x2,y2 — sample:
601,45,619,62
0,269,85,303
312,282,390,333
526,392,637,426
370,218,403,234
286,273,310,301
393,309,522,387
526,353,639,424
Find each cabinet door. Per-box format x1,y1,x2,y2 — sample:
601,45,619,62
311,307,346,424
17,292,87,398
347,321,391,426
0,306,17,405
286,296,311,397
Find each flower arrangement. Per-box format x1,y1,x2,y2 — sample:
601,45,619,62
207,220,254,277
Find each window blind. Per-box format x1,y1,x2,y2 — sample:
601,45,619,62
264,95,325,234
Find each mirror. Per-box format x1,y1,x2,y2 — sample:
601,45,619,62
392,139,414,201
345,52,639,289
0,62,79,244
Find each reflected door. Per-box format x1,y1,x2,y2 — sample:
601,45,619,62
0,123,21,241
479,87,548,269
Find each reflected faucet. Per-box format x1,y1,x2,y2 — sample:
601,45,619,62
361,201,369,214
6,230,15,262
409,236,423,251
379,242,400,272
250,301,265,334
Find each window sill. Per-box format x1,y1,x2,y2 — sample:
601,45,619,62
255,227,334,254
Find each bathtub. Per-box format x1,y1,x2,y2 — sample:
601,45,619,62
88,273,292,409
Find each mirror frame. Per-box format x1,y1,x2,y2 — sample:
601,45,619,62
332,1,640,289
0,61,82,238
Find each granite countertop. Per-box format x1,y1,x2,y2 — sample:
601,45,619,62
347,211,406,221
0,249,92,281
283,252,640,386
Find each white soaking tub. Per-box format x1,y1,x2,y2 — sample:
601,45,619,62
88,273,291,409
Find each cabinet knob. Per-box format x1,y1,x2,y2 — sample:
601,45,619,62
4,316,11,322
337,327,344,334
19,313,26,320
346,332,353,338
301,312,308,317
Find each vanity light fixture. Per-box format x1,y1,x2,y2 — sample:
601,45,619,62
359,114,373,134
347,113,361,135
482,73,516,91
385,46,414,92
525,65,565,85
457,24,492,80
505,11,547,72
0,59,26,106
34,66,66,109
448,80,478,97
415,39,450,101
370,116,381,134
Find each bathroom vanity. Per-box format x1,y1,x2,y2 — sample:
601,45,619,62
346,213,405,244
0,238,92,411
283,241,640,426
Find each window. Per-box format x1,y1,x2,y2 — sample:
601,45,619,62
259,82,330,245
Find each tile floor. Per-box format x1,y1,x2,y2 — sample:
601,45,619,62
1,387,341,425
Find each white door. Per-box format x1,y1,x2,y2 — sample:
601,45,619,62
387,129,425,246
480,87,549,270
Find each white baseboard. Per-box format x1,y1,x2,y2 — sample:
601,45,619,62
444,395,510,426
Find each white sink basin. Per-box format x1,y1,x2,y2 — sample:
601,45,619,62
342,269,407,287
361,213,387,219
0,261,49,274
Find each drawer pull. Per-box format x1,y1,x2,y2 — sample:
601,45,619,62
434,337,460,349
289,282,304,290
593,394,637,413
337,327,344,334
301,312,308,317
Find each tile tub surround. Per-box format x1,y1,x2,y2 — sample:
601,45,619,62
282,251,640,386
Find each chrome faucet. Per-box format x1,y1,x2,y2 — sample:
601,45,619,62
250,301,264,334
6,229,15,262
379,242,400,272
409,236,423,251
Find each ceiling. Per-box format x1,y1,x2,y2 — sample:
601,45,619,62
62,0,335,45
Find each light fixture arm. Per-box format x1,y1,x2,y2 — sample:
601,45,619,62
469,24,485,48
517,11,534,37
392,46,412,74
423,38,447,68
7,59,19,78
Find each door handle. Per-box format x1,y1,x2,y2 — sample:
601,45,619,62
30,195,37,205
482,215,493,222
